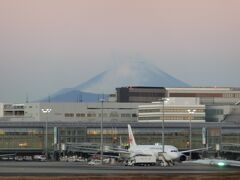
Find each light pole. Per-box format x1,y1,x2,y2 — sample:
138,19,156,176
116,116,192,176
41,108,52,158
219,119,223,158
159,98,169,153
99,99,105,165
187,109,196,160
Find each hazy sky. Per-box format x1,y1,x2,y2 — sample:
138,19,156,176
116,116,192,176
0,0,240,102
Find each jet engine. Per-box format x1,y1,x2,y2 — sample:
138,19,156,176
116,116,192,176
179,155,187,161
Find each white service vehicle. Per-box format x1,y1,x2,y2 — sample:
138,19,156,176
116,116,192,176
126,155,156,166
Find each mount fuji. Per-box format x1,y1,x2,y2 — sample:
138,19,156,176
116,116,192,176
76,61,188,93
39,61,189,102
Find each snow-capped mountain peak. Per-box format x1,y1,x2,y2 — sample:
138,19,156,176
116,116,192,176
75,61,189,94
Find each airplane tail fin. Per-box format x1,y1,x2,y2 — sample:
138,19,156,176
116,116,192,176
128,124,137,148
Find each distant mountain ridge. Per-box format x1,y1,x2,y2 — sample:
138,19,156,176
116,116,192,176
75,61,189,93
39,61,189,102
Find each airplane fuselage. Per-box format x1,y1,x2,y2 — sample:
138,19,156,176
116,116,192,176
129,144,180,160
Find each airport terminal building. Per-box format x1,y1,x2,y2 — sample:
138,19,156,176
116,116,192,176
0,87,239,159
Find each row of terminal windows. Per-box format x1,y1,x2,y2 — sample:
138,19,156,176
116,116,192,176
86,127,206,136
206,109,224,116
3,105,24,109
129,92,165,97
60,129,86,136
3,111,25,116
61,137,86,143
139,108,204,113
0,128,43,135
138,115,204,121
65,113,74,117
64,113,137,118
88,128,122,135
223,93,240,98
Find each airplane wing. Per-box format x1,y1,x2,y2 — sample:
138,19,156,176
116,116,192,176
69,145,130,154
180,147,210,154
186,159,240,167
0,154,15,157
224,160,240,167
129,150,154,157
132,153,154,157
89,153,123,159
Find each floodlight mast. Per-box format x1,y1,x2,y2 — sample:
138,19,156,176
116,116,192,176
41,108,52,158
158,98,169,153
99,99,105,165
187,109,196,160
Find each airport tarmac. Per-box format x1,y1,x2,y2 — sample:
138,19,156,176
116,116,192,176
0,161,239,177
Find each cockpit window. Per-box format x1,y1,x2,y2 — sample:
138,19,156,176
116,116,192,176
171,150,178,152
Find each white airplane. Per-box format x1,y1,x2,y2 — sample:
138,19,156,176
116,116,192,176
128,124,207,162
63,125,208,165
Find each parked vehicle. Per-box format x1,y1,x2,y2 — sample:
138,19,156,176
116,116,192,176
88,159,101,165
33,155,46,161
126,155,156,166
15,156,24,161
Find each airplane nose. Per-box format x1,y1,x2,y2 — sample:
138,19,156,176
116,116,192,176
177,153,181,158
168,153,176,160
172,153,180,160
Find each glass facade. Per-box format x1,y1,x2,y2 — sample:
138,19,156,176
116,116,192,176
0,128,47,150
84,126,240,150
138,106,205,122
59,127,87,143
0,125,238,152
